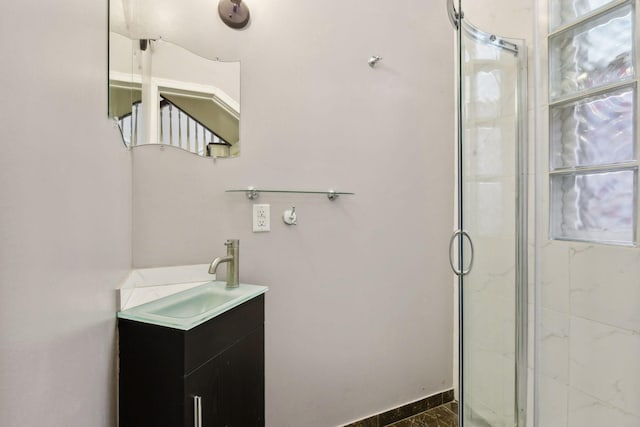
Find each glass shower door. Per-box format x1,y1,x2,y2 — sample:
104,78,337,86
449,2,528,426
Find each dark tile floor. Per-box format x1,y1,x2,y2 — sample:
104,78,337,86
385,402,458,427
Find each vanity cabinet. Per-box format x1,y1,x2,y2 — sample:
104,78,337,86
118,295,264,427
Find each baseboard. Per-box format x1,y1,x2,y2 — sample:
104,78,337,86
341,388,455,427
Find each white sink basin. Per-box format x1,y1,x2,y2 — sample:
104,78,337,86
117,281,267,330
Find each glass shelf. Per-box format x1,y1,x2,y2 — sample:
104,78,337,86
226,187,355,201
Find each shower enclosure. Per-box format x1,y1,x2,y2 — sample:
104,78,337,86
448,1,528,426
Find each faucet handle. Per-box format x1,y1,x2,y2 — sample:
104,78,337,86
224,239,239,254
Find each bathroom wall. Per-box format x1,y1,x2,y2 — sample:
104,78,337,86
131,0,455,426
0,0,132,426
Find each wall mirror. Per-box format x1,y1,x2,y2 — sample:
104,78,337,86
109,0,241,158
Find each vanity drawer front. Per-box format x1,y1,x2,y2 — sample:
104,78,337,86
184,294,264,374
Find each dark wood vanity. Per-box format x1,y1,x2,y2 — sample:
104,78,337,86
118,295,265,427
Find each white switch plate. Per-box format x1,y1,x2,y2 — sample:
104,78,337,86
253,204,270,232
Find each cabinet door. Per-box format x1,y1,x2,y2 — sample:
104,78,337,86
185,353,224,426
185,327,264,427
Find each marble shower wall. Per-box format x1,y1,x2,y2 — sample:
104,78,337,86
458,1,640,425
538,242,640,426
536,1,640,425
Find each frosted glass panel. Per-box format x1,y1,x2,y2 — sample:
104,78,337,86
551,169,637,244
550,0,617,29
549,4,634,100
550,86,635,169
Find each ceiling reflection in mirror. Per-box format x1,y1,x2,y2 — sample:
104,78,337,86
109,0,240,158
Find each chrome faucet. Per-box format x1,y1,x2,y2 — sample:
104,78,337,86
208,239,239,288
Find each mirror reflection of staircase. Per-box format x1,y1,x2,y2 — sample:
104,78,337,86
116,96,230,157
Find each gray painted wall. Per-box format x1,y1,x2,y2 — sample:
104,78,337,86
0,0,454,426
132,1,455,426
0,0,132,426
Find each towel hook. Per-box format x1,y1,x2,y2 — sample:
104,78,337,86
283,207,297,225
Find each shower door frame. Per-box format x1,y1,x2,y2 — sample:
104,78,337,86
448,1,529,426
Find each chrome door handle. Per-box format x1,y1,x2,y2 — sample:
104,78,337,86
193,395,202,427
449,229,474,276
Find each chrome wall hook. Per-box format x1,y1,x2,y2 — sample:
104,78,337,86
283,207,297,225
368,55,383,68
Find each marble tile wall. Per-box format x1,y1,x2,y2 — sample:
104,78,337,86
533,1,640,425
537,241,640,426
454,3,639,426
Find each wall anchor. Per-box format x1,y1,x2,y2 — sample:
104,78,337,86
368,55,383,68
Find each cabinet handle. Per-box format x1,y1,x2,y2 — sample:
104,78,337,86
193,395,202,427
